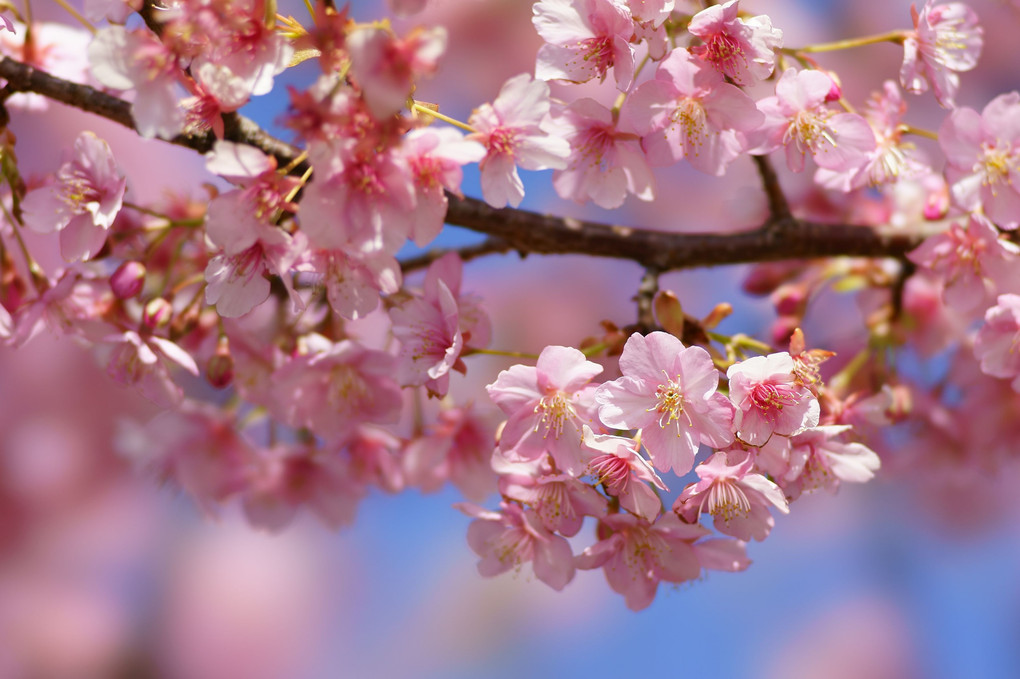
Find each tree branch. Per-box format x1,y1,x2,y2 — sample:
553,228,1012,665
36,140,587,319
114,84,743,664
0,56,931,271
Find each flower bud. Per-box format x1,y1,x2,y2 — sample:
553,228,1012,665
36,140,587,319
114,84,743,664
110,260,146,299
143,297,173,329
206,336,234,389
823,71,842,102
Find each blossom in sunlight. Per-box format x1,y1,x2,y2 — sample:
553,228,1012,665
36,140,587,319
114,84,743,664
467,73,570,208
687,0,783,86
487,345,604,476
21,132,126,262
596,331,734,475
727,352,819,446
900,0,982,108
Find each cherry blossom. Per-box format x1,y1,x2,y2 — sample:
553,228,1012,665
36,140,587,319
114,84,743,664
687,0,783,86
467,73,570,208
581,426,666,521
595,331,734,475
939,92,1020,228
21,132,126,262
907,214,1020,314
103,331,200,408
499,466,607,537
550,98,654,208
749,68,876,174
624,47,763,176
347,25,446,120
974,294,1020,390
486,345,604,476
783,426,882,498
461,502,576,591
900,0,982,108
575,513,748,611
532,0,637,89
674,451,788,542
403,404,497,502
727,352,820,446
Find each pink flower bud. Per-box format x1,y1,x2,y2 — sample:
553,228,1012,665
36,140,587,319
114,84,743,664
823,71,842,102
110,260,146,299
143,297,173,329
771,283,806,316
206,337,234,389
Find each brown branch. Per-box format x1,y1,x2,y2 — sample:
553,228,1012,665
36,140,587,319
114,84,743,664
751,154,792,220
633,267,660,333
0,56,931,271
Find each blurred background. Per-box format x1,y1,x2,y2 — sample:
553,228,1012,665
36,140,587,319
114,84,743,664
2,0,1020,677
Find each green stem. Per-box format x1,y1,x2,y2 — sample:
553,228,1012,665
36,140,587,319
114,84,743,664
411,103,475,133
464,347,540,360
786,30,907,54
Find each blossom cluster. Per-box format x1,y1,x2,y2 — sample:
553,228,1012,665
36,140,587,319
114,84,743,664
1,0,1018,610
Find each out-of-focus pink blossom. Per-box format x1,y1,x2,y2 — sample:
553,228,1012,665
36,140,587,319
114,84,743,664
939,92,1020,228
486,345,604,476
467,73,570,208
88,26,184,138
103,331,199,407
974,293,1020,389
347,25,446,120
624,47,763,176
596,331,734,475
533,0,637,89
461,501,576,591
727,352,820,446
907,214,1020,314
21,132,126,262
550,97,654,208
674,451,788,541
403,404,497,502
900,0,982,108
687,0,783,86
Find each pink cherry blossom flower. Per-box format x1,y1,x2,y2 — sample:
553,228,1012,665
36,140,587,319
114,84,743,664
784,425,881,498
907,214,1020,314
727,352,820,446
203,142,306,316
533,0,637,89
974,294,1020,390
500,468,607,537
624,47,763,176
674,451,788,542
103,331,200,408
467,73,570,208
748,68,876,174
575,512,748,611
595,331,734,475
939,92,1020,228
402,127,486,247
900,0,982,108
391,253,489,396
21,132,126,262
89,26,185,138
486,345,604,476
404,404,497,502
460,501,576,591
549,97,654,208
581,426,666,521
687,0,783,86
347,25,446,120
270,335,403,442
311,248,402,321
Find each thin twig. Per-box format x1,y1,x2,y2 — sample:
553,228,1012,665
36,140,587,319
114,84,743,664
399,237,515,274
751,154,791,221
633,267,660,333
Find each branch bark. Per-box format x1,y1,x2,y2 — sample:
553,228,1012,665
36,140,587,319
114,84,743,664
0,55,930,271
